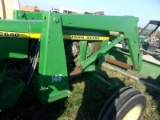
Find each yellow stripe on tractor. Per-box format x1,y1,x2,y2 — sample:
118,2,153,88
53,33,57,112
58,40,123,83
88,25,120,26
0,31,109,40
64,35,109,41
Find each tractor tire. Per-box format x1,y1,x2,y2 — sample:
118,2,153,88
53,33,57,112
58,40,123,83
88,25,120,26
98,87,146,120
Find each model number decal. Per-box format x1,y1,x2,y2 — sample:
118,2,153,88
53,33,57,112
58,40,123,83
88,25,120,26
0,31,19,37
0,31,40,39
0,31,109,41
52,74,62,82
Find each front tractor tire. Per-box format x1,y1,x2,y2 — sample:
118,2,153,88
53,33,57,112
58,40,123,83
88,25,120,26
98,87,146,120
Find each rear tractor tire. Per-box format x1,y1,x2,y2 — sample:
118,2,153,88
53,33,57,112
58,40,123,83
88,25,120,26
98,87,146,120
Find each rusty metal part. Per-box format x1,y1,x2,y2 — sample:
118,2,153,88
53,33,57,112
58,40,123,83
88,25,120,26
1,0,6,19
106,57,132,70
69,67,82,80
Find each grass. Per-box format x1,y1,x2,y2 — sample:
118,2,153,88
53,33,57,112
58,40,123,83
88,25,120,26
102,70,160,120
0,69,160,120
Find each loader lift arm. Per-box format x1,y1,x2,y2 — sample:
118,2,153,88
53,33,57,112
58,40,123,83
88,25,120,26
39,12,142,76
0,11,144,117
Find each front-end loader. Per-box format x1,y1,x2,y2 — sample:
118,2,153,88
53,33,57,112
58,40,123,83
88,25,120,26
0,10,153,119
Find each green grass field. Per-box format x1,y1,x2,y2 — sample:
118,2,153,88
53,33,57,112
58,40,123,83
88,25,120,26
0,69,160,120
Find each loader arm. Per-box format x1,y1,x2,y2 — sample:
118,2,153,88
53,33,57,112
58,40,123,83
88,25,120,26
0,11,142,110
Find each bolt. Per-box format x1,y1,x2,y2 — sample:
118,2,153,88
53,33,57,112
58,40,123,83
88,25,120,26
45,87,49,90
18,13,21,17
54,18,59,23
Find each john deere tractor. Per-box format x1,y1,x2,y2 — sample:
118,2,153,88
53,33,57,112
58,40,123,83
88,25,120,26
0,10,150,120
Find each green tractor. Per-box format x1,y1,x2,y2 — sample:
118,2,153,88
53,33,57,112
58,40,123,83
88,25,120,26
139,20,160,54
0,10,156,119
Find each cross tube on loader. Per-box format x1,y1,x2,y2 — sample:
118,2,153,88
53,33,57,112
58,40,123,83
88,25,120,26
0,11,146,120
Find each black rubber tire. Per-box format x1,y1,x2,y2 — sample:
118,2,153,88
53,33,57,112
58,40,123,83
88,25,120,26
98,87,132,120
98,87,146,120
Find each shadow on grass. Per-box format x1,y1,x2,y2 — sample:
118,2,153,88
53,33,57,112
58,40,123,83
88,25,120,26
141,76,160,117
1,69,159,120
0,93,67,120
75,70,126,120
101,69,160,119
75,69,160,120
145,86,160,118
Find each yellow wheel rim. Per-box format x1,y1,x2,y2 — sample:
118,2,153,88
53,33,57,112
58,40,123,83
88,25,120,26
123,105,142,120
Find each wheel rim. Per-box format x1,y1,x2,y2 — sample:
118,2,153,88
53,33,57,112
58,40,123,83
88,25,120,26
123,105,142,120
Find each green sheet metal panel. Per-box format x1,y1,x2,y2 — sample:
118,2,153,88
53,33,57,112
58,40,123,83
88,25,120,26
0,78,25,110
0,37,28,59
0,20,41,34
39,12,68,76
38,12,71,102
0,20,41,59
14,10,42,20
32,73,71,103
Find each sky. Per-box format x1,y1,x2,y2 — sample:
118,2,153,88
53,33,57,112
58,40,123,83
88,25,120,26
19,0,160,27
